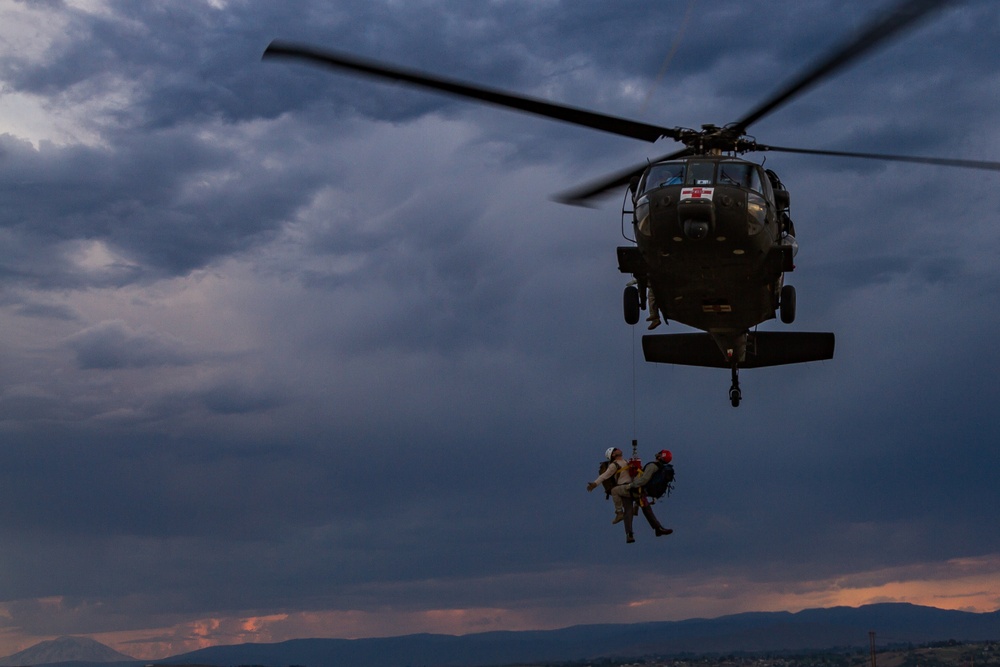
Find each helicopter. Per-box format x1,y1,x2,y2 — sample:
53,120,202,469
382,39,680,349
262,0,1000,407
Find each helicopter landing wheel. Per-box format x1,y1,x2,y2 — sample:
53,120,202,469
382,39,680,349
780,284,796,324
623,284,640,325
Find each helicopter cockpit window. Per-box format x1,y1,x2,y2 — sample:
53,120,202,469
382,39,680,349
717,162,764,193
643,162,686,193
686,162,715,186
718,163,749,187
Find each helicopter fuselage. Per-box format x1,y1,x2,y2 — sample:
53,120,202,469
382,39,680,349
628,156,794,335
619,155,830,406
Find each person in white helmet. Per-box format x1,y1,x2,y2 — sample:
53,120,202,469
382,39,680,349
587,446,634,524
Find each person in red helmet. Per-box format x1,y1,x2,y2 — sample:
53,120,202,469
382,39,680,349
620,449,675,543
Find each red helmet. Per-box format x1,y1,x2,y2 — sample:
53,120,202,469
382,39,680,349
656,449,672,463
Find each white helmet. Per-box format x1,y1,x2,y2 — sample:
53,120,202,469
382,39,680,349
605,447,617,460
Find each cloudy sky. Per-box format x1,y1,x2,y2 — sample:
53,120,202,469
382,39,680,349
1,0,999,660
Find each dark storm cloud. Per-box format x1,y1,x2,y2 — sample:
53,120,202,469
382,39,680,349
195,380,285,414
66,320,193,369
0,122,320,284
0,3,339,286
0,292,78,320
2,1,287,127
0,0,999,657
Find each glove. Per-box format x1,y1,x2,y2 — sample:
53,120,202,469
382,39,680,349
586,482,598,492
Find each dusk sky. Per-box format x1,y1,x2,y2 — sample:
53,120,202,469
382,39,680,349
1,0,999,661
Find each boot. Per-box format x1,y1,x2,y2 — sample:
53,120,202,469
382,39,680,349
612,511,624,525
626,532,635,544
655,527,673,537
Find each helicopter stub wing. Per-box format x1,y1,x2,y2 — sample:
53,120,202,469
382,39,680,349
643,332,835,369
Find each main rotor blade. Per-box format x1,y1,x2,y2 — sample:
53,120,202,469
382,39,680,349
554,147,692,207
755,144,1000,172
263,41,677,143
733,0,953,133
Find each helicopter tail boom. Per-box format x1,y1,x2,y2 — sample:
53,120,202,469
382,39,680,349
642,331,835,369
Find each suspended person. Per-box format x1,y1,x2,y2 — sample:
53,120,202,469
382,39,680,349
625,276,661,330
587,446,633,525
646,286,661,330
619,449,675,543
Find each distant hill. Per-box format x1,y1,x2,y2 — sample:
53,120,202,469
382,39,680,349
159,603,1000,667
5,604,998,667
0,636,136,666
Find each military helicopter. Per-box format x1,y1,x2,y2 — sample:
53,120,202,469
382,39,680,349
263,0,1000,406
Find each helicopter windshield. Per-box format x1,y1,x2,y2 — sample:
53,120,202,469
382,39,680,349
686,161,715,185
643,160,765,193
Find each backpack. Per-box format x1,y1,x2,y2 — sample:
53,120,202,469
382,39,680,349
643,462,675,499
597,460,622,498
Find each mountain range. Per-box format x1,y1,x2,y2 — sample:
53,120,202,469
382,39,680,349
3,603,998,667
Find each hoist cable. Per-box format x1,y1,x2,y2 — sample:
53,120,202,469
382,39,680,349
632,322,638,459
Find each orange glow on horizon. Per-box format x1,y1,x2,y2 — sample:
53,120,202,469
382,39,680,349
3,554,998,661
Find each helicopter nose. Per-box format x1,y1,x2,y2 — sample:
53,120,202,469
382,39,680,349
678,197,715,240
683,219,710,240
